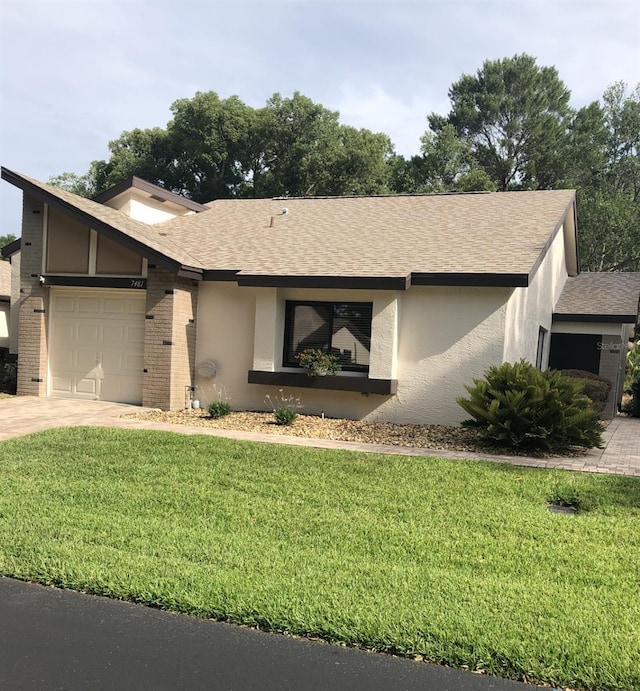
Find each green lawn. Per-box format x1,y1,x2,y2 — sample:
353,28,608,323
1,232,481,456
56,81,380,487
1,427,638,690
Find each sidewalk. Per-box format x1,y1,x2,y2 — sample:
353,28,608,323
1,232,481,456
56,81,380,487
1,396,638,476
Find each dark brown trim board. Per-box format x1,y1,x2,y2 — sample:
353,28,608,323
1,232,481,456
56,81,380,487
43,276,148,289
411,272,529,287
237,275,411,291
248,370,397,394
553,313,638,324
1,237,21,258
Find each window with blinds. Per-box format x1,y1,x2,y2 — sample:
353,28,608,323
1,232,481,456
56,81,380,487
283,301,373,372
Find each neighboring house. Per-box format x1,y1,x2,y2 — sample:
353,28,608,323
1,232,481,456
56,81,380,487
0,258,10,350
2,167,639,424
550,273,640,418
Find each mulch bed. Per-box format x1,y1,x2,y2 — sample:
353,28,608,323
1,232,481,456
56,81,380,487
127,408,590,458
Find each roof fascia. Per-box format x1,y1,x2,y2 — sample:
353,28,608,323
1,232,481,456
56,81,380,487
527,193,577,284
1,237,21,258
93,176,208,213
553,313,637,324
236,275,412,291
411,273,528,287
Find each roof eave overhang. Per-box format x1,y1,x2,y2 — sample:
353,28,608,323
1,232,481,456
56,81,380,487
236,275,412,290
553,313,638,324
1,167,202,279
527,193,578,284
93,176,209,213
1,237,21,259
221,272,530,289
411,273,528,288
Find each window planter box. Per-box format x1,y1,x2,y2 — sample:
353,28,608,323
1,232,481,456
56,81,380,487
247,370,397,395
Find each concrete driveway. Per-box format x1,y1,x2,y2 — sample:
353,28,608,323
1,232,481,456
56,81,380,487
0,395,638,475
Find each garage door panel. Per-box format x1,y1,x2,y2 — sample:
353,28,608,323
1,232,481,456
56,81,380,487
52,296,75,313
50,376,73,394
77,323,101,342
50,320,76,344
127,325,145,343
49,289,145,404
76,378,98,395
78,298,100,313
103,325,126,344
100,374,143,404
75,349,100,369
103,298,126,314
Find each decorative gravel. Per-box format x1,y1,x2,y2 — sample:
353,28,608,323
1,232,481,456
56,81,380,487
127,408,589,458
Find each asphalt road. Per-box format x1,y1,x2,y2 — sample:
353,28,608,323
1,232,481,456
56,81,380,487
0,577,542,691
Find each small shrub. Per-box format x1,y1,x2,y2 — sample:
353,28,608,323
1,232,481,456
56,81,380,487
0,349,17,395
273,406,297,425
559,369,611,413
208,401,232,419
265,389,302,426
457,360,604,451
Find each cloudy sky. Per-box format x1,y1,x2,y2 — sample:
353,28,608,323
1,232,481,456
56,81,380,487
1,0,638,235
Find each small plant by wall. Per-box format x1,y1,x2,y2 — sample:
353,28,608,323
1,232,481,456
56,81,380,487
457,360,604,451
265,389,302,425
208,401,232,419
0,349,17,395
206,385,232,418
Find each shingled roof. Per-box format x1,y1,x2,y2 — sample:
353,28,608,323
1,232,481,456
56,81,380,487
1,169,203,274
2,168,578,289
554,273,640,323
162,190,577,288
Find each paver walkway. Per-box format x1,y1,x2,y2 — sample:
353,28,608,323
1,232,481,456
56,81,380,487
0,396,638,475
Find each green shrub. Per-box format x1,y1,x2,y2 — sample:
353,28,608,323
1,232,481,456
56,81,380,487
559,369,611,413
207,401,232,419
295,348,341,377
273,406,297,426
0,349,17,395
457,360,604,451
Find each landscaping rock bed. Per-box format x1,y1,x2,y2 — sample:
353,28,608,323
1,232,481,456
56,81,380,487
128,408,588,458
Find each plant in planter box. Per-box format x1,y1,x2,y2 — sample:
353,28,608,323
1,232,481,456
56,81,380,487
295,348,341,377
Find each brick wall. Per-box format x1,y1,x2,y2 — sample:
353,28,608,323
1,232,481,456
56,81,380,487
143,267,198,410
16,195,48,396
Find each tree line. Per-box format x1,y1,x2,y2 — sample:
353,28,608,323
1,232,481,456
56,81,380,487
50,54,640,272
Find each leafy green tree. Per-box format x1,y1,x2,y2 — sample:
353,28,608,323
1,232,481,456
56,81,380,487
429,54,572,191
58,91,393,202
167,92,256,201
568,82,640,271
47,172,97,198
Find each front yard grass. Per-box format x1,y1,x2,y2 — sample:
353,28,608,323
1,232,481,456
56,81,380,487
0,427,638,690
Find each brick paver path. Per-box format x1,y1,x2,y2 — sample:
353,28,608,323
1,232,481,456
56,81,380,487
1,397,638,476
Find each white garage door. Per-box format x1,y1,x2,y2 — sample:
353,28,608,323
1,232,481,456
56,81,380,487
49,289,145,404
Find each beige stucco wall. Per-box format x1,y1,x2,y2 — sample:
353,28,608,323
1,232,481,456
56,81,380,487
194,282,510,425
103,191,194,225
503,224,569,367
